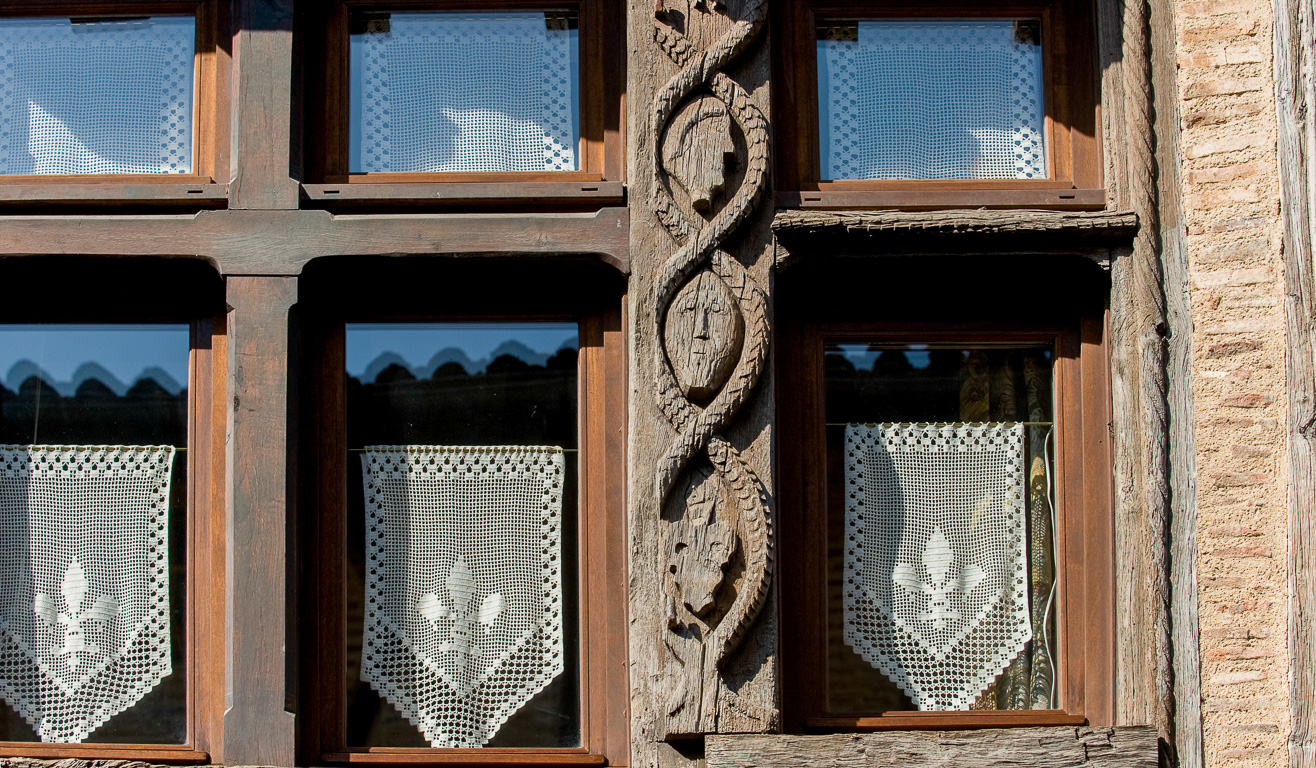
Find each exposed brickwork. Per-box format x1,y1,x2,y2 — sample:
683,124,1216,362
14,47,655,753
1173,0,1288,765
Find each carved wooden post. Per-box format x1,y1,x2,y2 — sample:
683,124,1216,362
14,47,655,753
628,0,778,761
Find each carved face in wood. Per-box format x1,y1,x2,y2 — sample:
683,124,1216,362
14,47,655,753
665,270,743,403
660,95,736,212
666,467,736,619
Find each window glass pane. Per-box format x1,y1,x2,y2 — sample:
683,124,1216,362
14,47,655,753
0,324,189,743
824,342,1056,712
349,12,580,173
345,323,580,748
0,17,195,175
817,20,1044,180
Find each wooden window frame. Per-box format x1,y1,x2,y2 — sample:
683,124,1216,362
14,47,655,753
0,0,230,206
0,259,227,763
303,0,625,208
776,263,1115,733
774,0,1103,210
298,259,630,767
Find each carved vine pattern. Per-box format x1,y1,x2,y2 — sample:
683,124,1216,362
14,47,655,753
650,0,772,679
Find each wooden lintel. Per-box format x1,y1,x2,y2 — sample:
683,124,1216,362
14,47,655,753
706,726,1159,768
0,207,630,275
772,209,1137,269
302,181,627,206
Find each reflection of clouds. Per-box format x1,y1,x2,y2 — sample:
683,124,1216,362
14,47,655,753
0,16,194,175
435,107,570,173
819,20,1045,180
351,12,577,173
26,102,105,175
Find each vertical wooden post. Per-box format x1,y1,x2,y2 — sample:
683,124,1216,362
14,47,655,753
1273,0,1316,765
230,0,300,209
1100,0,1199,759
628,0,778,763
1147,0,1204,761
223,276,299,767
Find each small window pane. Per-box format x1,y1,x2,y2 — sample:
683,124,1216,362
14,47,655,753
349,12,580,173
824,343,1057,712
817,20,1045,180
0,17,195,175
0,324,189,743
345,323,580,748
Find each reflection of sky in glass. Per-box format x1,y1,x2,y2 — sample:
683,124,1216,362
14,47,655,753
835,344,936,371
833,344,1052,372
347,323,578,383
0,16,195,175
348,12,580,173
817,19,1044,180
0,325,190,395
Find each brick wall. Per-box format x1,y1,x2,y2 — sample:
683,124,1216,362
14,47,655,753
1173,0,1289,764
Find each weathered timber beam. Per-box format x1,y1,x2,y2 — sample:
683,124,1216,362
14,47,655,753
772,209,1138,268
0,208,630,275
1148,0,1204,758
222,276,297,767
706,726,1159,768
230,0,298,209
772,209,1138,238
1273,0,1316,765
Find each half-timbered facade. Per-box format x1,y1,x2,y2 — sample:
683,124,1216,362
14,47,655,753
0,0,1309,767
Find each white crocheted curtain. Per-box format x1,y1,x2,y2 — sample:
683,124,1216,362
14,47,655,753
353,12,578,173
360,445,565,748
819,20,1046,180
0,17,195,175
842,423,1029,711
0,445,175,743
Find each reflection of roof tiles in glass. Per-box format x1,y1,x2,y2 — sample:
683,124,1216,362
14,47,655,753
358,340,580,384
3,360,183,397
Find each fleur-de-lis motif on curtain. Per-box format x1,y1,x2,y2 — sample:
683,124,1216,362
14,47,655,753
892,525,985,633
843,423,1029,711
33,559,119,671
416,555,505,696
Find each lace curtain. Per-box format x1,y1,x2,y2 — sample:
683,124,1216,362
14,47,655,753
354,13,577,173
0,445,175,743
0,17,194,175
819,20,1046,181
842,350,1056,711
360,445,565,748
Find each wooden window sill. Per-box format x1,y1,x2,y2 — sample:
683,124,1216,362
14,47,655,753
807,711,1089,731
0,744,211,763
0,180,227,206
323,749,608,765
778,188,1108,210
707,728,1157,768
302,181,626,206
